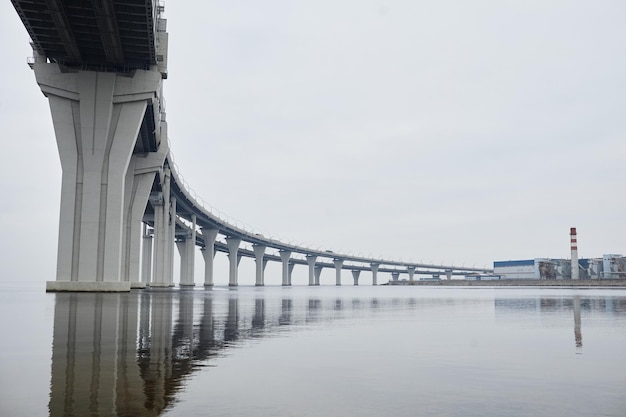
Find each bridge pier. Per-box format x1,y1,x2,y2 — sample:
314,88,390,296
36,64,163,292
306,255,317,286
253,244,267,286
314,265,323,286
288,262,295,285
445,269,453,280
201,228,218,286
176,236,195,287
352,270,361,286
121,142,167,288
370,263,379,286
141,225,153,285
167,197,177,286
407,266,416,282
177,215,196,286
280,250,291,286
391,272,400,282
151,168,172,287
226,237,242,286
334,259,344,286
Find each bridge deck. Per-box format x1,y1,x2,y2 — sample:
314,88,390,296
12,0,159,71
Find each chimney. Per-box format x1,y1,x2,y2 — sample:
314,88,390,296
570,228,579,280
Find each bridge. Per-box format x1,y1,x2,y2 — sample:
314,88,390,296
11,0,492,291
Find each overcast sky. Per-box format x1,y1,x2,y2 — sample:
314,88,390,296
1,0,625,285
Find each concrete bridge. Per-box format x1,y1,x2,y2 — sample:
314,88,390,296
11,0,492,291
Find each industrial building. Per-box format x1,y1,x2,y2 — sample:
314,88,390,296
492,255,626,280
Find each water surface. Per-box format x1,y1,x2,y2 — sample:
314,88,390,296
1,284,625,416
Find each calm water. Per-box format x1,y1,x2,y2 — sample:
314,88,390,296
1,283,625,417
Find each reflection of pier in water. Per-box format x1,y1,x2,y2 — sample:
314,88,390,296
50,291,626,416
49,289,434,417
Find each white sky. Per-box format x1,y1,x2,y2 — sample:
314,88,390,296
1,0,625,284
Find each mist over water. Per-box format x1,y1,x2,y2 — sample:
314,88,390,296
1,284,625,417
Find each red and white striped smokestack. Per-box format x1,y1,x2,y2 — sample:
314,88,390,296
570,227,579,280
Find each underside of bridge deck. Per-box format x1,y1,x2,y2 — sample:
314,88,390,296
12,0,158,71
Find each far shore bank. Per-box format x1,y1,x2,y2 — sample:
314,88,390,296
386,279,626,287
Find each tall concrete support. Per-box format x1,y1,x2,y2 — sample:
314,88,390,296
334,259,344,286
445,269,452,280
187,215,197,285
407,266,416,282
314,265,323,286
121,142,167,288
176,236,195,286
121,164,152,289
391,272,400,282
352,270,361,286
167,197,177,286
226,237,241,286
141,225,152,285
370,263,380,286
201,228,218,286
36,64,163,292
288,263,295,286
151,168,173,287
306,255,317,286
253,244,267,286
175,238,187,285
177,216,196,287
280,250,292,286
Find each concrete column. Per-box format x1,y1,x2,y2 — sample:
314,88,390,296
407,266,416,282
37,66,163,292
120,142,167,289
175,238,187,285
352,270,361,286
288,262,295,286
151,169,172,287
392,272,400,281
141,225,152,284
226,237,241,286
253,244,267,286
370,263,380,286
121,163,154,289
314,265,323,286
176,231,195,287
334,259,344,286
445,269,453,280
280,250,291,286
306,255,317,286
167,197,177,286
201,228,218,287
185,215,196,286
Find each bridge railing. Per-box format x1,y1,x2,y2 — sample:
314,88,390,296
165,142,493,273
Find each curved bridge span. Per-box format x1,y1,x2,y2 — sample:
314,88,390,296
11,0,491,291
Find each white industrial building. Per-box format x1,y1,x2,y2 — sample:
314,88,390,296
493,255,626,280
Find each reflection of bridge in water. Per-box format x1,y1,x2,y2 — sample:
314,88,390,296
50,288,424,416
49,289,626,416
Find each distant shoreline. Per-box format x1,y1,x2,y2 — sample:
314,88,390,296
386,279,626,287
